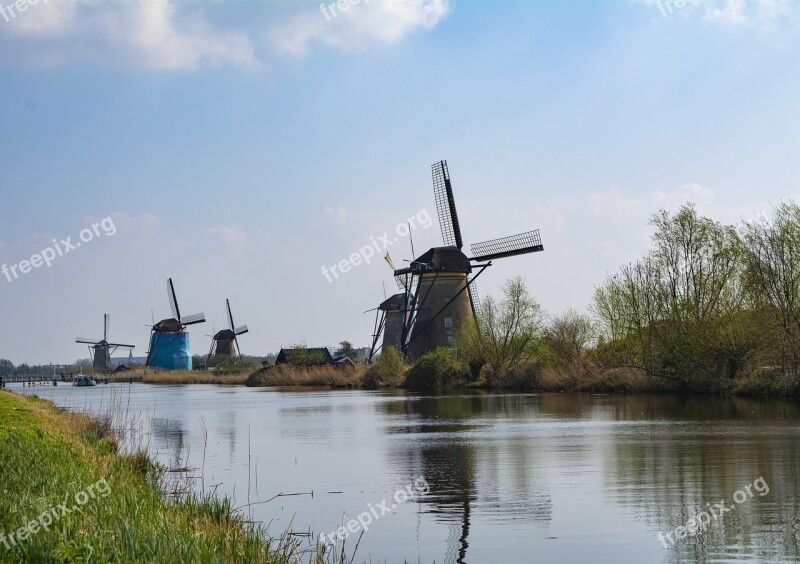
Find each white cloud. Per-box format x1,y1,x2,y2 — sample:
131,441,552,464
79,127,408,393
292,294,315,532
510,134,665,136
0,0,452,69
702,0,799,28
633,0,800,28
210,226,248,257
1,0,256,70
270,0,452,56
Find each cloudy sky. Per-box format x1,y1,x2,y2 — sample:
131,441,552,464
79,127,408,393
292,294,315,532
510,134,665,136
0,0,798,364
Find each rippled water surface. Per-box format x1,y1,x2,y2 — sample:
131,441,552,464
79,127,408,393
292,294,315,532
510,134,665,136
13,383,800,563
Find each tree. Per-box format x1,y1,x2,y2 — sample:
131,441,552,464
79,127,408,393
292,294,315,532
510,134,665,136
545,309,597,370
594,204,750,385
0,359,14,375
285,343,326,366
741,201,800,374
459,277,546,380
336,341,357,360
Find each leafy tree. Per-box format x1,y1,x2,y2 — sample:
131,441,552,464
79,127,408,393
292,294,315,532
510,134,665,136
336,341,358,361
545,309,597,370
742,201,800,374
285,343,326,366
0,359,14,375
593,204,752,386
460,277,546,381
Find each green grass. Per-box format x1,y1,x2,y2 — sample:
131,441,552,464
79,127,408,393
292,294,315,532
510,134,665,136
0,390,292,563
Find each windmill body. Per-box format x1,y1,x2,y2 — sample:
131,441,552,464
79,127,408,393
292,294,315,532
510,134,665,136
405,247,474,359
76,314,134,374
394,160,544,360
380,293,412,353
146,278,205,370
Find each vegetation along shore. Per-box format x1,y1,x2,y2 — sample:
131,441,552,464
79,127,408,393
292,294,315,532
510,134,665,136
0,389,317,563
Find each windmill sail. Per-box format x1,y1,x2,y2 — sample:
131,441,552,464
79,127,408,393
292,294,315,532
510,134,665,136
470,230,544,262
432,160,463,249
168,278,181,321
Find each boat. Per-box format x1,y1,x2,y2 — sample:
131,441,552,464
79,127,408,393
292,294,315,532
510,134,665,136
74,376,97,387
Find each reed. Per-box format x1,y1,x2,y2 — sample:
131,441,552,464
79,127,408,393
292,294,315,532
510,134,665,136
246,365,367,388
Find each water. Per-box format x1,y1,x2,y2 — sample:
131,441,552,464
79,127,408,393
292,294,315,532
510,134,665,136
12,383,800,563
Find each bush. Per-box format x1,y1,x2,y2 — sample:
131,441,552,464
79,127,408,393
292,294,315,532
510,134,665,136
361,347,406,389
404,348,471,391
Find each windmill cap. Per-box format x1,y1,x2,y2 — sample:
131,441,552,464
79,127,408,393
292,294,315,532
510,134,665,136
213,329,237,340
380,293,411,311
153,318,183,332
415,246,472,273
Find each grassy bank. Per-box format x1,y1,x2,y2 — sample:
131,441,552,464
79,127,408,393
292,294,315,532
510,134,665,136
0,390,291,562
246,365,366,388
141,369,251,385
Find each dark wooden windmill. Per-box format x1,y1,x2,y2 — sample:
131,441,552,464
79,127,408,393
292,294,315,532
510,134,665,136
393,160,544,359
208,299,249,360
76,314,135,374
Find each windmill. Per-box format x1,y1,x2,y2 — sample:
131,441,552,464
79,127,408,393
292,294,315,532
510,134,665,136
394,160,544,359
208,299,249,360
76,314,135,374
366,253,416,362
146,278,206,370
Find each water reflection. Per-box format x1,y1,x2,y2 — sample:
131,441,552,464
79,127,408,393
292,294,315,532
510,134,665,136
151,417,186,468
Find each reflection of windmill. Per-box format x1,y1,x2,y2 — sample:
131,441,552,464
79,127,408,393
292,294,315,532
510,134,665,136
146,278,205,370
208,299,249,360
76,314,135,374
394,160,544,359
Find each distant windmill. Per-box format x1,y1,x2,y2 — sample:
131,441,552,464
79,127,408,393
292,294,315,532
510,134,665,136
393,160,544,359
366,253,415,362
146,278,205,370
208,299,249,360
76,314,135,374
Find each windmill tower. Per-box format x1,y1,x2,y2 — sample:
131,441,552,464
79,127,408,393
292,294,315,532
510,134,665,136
76,314,135,374
208,299,249,360
146,278,205,370
367,254,416,362
394,160,544,359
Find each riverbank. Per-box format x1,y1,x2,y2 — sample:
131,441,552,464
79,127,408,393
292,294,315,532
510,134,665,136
0,389,287,562
111,357,800,398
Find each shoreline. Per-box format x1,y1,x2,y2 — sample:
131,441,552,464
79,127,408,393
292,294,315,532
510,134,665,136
85,363,800,399
0,389,292,562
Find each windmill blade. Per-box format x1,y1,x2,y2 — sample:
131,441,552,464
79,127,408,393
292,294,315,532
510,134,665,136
235,324,249,336
107,342,135,349
234,335,242,359
104,314,110,341
76,337,102,345
432,160,463,249
180,312,206,326
468,281,481,312
384,253,396,271
470,230,544,262
226,299,235,332
167,278,181,320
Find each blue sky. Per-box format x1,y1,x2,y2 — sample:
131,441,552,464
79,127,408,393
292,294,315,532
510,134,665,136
0,0,798,364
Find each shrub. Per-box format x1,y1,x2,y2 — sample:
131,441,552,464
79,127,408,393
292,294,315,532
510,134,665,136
361,347,406,389
404,348,471,391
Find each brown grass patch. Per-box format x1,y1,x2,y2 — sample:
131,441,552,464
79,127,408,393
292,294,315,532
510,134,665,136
139,369,250,385
246,364,366,387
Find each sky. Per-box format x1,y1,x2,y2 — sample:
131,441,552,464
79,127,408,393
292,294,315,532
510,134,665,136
0,0,798,364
